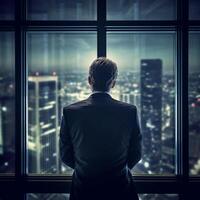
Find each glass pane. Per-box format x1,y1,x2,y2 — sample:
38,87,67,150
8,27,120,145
107,32,176,175
0,32,15,173
107,0,176,20
0,0,14,20
189,0,200,20
139,194,179,200
27,194,70,200
0,194,16,200
189,32,200,175
27,32,97,174
27,194,179,200
27,0,97,20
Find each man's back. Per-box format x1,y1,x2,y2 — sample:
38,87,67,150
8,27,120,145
60,92,142,199
61,93,140,175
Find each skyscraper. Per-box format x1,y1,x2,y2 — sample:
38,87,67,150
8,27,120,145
28,76,59,173
140,59,162,173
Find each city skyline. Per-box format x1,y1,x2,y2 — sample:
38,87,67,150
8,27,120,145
1,65,199,175
0,45,199,175
26,57,176,175
0,17,199,177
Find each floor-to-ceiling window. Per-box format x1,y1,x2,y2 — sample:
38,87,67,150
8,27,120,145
0,0,199,199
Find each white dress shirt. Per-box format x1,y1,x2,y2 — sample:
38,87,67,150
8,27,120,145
92,90,110,95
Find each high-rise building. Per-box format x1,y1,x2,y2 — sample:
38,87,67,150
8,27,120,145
120,93,130,103
161,75,175,173
119,92,140,108
28,76,59,173
140,59,162,173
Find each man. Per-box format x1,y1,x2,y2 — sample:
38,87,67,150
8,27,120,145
59,57,142,200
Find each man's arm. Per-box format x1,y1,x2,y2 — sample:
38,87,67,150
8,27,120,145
127,107,142,170
59,108,75,169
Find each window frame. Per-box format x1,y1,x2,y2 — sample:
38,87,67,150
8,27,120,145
0,0,199,199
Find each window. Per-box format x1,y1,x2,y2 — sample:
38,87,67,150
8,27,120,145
27,32,97,174
189,0,200,20
189,31,200,175
107,0,176,20
107,32,176,174
27,0,97,20
0,0,199,198
0,0,14,20
0,32,15,173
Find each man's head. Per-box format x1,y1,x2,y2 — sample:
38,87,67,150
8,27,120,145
88,57,118,92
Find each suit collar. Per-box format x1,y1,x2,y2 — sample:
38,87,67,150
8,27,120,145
88,92,112,100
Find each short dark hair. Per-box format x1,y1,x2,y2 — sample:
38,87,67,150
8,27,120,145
89,57,118,91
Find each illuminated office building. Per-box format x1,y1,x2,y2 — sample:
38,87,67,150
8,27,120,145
120,93,131,103
141,59,162,173
120,92,140,109
161,75,175,173
28,76,59,173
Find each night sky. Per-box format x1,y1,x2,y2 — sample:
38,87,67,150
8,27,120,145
0,0,199,74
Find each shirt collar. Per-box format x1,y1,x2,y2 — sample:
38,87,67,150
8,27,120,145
92,90,110,95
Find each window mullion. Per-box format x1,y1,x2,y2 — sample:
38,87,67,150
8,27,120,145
97,0,106,57
177,0,189,198
181,0,189,181
15,0,26,198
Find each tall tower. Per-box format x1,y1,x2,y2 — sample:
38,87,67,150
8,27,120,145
140,59,162,173
28,76,59,173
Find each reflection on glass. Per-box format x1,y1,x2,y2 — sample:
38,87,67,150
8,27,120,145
189,32,200,175
189,0,200,20
27,0,97,20
107,32,176,174
27,194,179,200
0,32,15,173
27,194,70,200
139,194,179,200
0,0,14,20
107,0,176,20
27,32,97,174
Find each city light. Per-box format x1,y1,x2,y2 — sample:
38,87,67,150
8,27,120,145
2,106,7,112
144,162,149,168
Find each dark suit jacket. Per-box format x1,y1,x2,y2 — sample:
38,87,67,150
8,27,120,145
59,92,142,200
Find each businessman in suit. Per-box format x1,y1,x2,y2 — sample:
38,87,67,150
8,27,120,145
59,57,142,200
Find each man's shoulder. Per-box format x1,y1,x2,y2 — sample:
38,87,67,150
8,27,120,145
63,98,89,111
111,98,137,111
63,97,137,112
